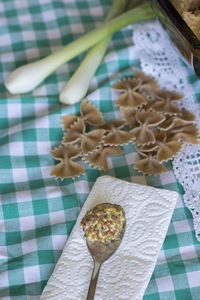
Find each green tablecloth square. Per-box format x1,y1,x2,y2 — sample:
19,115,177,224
6,231,21,246
37,250,55,265
163,234,179,250
17,202,34,217
174,288,193,300
9,285,26,297
169,260,187,276
184,257,200,273
32,199,49,215
114,165,131,178
177,232,194,247
0,156,12,169
35,226,52,239
3,203,19,219
22,129,37,141
62,195,79,209
22,252,39,267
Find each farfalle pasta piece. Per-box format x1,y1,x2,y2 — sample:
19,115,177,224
50,144,85,179
136,143,159,153
157,140,183,162
158,116,182,131
115,89,147,108
80,99,104,126
155,90,183,102
136,109,165,127
158,110,196,131
133,69,159,98
141,97,156,111
120,107,138,128
104,129,134,146
151,90,183,115
63,118,105,154
98,119,125,130
180,109,196,123
112,77,140,91
134,152,167,175
167,123,199,144
134,69,159,89
83,146,123,171
151,100,181,115
131,126,155,146
61,100,103,131
63,118,84,144
112,78,147,108
154,130,183,162
99,120,134,145
136,131,183,162
131,110,165,145
61,115,79,131
81,129,105,154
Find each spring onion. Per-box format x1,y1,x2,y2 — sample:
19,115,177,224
5,2,156,95
59,0,129,105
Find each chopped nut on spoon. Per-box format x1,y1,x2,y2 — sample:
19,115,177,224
81,203,125,243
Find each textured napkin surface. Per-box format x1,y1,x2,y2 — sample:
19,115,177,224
40,176,178,300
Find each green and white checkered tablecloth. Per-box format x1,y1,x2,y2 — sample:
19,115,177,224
0,1,200,299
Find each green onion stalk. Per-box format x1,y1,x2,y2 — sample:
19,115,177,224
5,2,156,96
59,0,129,104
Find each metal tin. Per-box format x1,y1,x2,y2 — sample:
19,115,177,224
150,0,200,78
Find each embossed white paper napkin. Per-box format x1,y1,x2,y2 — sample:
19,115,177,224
40,176,178,300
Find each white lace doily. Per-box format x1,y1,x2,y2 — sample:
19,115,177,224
133,20,200,241
40,176,178,300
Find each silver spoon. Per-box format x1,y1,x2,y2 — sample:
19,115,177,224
82,203,126,300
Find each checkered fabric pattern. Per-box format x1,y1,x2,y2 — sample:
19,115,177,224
0,0,200,299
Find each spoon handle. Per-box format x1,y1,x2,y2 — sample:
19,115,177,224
86,260,102,300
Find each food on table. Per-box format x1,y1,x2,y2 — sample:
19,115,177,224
81,203,125,243
172,0,200,39
50,70,199,179
50,144,85,179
